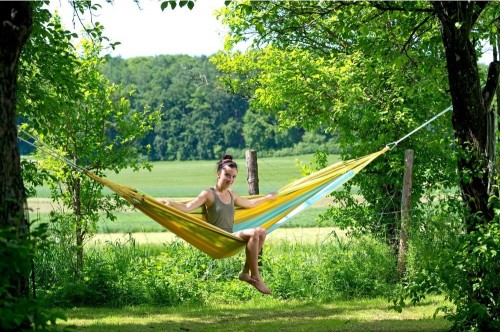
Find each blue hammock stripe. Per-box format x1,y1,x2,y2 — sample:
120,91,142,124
233,181,334,231
266,170,355,233
233,170,356,233
84,147,388,258
233,183,329,231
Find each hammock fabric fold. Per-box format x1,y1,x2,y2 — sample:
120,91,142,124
86,147,388,259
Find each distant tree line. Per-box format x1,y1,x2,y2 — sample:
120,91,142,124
99,55,338,161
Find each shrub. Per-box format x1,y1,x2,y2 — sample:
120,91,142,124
262,236,397,301
322,236,398,299
34,234,398,307
392,196,500,331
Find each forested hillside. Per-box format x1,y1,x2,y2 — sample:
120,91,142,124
99,55,338,160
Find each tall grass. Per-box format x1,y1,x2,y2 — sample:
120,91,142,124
34,234,397,307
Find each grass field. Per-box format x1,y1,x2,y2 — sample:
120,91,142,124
28,154,342,233
29,155,453,331
28,200,334,233
54,297,451,332
32,154,341,198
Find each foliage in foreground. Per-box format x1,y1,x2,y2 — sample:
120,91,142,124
34,234,397,307
0,226,63,331
392,193,500,332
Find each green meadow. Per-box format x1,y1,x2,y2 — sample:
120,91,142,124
32,154,340,198
54,297,451,332
29,154,340,233
104,154,341,197
29,154,452,331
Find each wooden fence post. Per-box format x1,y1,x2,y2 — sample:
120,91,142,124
398,149,414,278
245,150,263,264
246,150,259,195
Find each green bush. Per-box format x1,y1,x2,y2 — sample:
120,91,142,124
392,196,500,331
266,237,397,301
34,233,397,307
324,237,398,299
447,221,500,331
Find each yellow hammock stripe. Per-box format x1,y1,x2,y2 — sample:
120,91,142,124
86,147,388,259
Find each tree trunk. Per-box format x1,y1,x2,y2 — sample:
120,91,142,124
433,1,500,231
398,149,413,278
72,176,85,277
433,2,500,330
0,1,33,300
245,150,259,195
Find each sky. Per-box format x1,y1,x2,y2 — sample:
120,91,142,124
48,0,494,63
48,0,230,58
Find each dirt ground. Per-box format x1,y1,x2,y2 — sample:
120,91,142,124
89,227,343,245
27,198,56,213
28,198,346,246
26,196,340,214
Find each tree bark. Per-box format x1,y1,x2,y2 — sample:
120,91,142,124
433,1,500,231
0,1,33,300
245,150,259,195
433,2,500,330
398,149,413,278
72,176,85,277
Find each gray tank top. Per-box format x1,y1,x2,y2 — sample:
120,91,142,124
205,188,235,233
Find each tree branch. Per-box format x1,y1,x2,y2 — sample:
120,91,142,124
482,61,500,110
371,2,434,13
470,1,489,27
400,16,433,63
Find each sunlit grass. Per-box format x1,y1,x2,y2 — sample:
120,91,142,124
54,297,451,332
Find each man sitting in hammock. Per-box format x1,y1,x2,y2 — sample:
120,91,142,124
162,154,276,295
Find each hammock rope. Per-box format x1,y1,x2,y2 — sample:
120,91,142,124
386,105,452,149
18,128,88,173
17,105,452,259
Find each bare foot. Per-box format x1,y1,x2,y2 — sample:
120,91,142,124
252,279,272,295
239,273,256,285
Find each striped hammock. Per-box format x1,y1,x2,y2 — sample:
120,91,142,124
86,147,388,259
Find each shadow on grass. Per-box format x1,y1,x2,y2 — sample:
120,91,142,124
55,299,451,332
